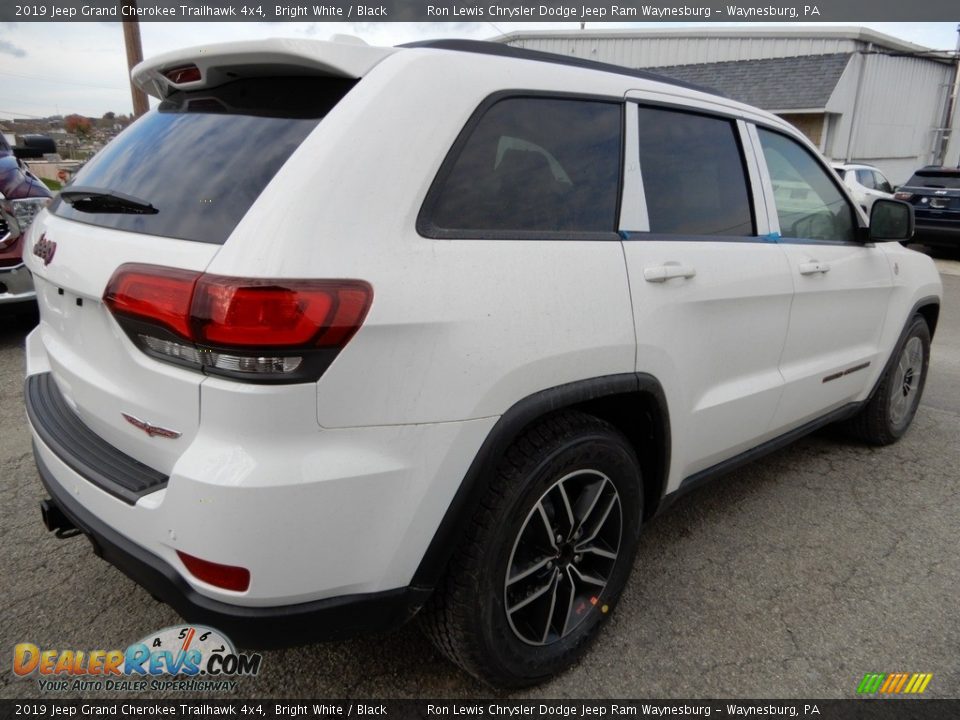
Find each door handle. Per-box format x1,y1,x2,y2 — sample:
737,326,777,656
799,261,831,275
643,264,697,283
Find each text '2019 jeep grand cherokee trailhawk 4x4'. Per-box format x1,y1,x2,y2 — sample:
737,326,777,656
23,38,941,687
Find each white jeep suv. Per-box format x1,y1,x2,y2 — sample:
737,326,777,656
23,38,941,687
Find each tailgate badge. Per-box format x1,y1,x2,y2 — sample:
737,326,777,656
33,234,57,266
122,413,182,439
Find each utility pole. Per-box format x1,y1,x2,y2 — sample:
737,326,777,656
122,1,149,117
940,24,960,167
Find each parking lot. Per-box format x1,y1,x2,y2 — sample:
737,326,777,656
1,253,958,700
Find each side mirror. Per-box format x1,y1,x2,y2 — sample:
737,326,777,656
870,199,914,242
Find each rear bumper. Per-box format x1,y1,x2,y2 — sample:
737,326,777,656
34,449,429,648
913,221,960,247
0,262,36,305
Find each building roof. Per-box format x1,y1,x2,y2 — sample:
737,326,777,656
492,26,947,59
654,53,853,111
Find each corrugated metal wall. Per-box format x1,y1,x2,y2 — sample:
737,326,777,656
506,34,861,68
504,32,956,183
848,54,953,179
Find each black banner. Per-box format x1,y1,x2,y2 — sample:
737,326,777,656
1,700,959,720
3,0,960,22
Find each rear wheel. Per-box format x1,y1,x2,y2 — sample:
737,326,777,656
845,315,930,445
421,411,643,688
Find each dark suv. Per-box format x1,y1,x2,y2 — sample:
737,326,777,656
895,166,960,250
0,134,52,308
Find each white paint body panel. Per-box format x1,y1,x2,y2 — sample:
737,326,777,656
24,39,942,609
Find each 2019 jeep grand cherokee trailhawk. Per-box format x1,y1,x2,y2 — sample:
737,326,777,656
23,38,941,687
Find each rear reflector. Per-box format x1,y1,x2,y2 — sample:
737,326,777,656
177,551,250,592
103,264,372,383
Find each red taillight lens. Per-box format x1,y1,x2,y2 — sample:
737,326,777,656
103,265,200,339
177,551,250,592
894,191,913,201
192,278,337,348
103,264,372,382
164,64,201,84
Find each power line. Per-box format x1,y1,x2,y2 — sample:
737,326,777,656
0,109,47,119
0,71,126,91
487,21,505,37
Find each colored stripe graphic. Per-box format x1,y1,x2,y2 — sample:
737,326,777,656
857,672,932,694
857,673,886,693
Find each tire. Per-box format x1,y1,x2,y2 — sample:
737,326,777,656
844,314,930,445
421,411,643,688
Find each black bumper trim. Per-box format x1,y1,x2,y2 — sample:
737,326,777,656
25,372,167,505
33,445,429,648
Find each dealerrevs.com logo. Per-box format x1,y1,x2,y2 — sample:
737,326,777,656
13,625,262,693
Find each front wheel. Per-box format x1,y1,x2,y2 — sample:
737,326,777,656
421,411,643,688
845,315,930,445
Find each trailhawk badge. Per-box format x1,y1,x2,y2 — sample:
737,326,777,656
122,413,182,439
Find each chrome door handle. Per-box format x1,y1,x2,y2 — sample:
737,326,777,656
643,264,697,283
799,261,831,275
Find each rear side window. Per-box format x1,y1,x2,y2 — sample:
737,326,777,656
636,106,754,237
53,77,356,245
421,97,622,236
856,169,876,189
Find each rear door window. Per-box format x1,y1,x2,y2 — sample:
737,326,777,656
636,106,754,237
52,77,356,245
420,96,623,237
856,169,876,189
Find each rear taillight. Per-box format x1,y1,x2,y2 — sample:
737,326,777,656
103,263,372,383
894,191,913,201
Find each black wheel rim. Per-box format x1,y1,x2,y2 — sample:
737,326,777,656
503,469,622,646
890,336,923,427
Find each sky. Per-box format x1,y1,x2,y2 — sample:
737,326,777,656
1,21,958,121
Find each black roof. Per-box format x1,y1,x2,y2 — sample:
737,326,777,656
655,54,853,111
399,39,723,98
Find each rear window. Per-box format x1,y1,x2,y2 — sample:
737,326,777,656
52,77,356,244
904,171,960,190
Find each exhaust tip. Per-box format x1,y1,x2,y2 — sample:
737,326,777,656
40,499,77,537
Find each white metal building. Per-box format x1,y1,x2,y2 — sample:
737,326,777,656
496,27,960,183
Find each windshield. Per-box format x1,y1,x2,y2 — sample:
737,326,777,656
52,76,356,244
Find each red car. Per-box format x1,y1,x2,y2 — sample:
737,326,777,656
1,134,53,310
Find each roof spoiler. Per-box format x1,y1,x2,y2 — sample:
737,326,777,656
132,38,396,100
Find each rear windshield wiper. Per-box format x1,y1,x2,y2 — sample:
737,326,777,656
60,186,158,215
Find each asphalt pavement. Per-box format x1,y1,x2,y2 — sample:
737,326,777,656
1,256,958,700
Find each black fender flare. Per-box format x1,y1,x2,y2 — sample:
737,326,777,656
410,372,670,591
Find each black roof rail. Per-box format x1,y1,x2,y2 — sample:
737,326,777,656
398,39,724,98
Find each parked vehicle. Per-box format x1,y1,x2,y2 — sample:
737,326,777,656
832,162,895,214
0,134,52,309
12,134,58,160
895,166,960,251
23,38,940,687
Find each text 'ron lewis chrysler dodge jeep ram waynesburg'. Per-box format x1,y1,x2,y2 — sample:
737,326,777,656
23,38,940,687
